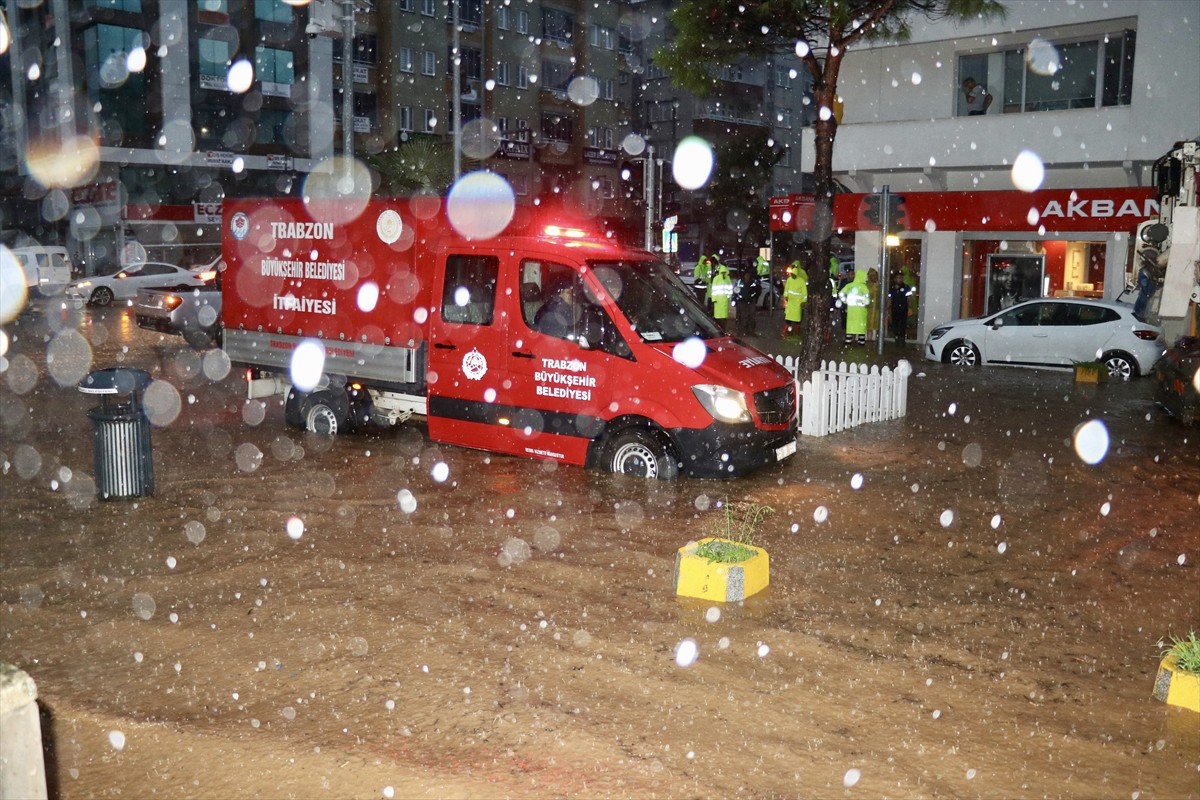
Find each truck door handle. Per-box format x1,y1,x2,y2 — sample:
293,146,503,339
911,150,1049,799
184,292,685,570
512,351,535,359
434,342,457,350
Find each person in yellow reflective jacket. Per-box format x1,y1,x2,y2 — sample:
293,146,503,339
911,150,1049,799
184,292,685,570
839,268,871,345
709,260,733,331
782,261,808,338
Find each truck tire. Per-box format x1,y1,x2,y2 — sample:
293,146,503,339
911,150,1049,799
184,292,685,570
284,388,306,429
300,390,350,435
605,429,680,480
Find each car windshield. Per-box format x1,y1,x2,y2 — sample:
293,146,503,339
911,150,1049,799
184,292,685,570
586,258,722,343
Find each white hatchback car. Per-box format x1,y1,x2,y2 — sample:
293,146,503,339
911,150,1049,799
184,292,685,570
67,262,214,307
924,298,1165,379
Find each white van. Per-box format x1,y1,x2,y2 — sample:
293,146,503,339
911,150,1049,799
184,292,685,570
12,247,73,292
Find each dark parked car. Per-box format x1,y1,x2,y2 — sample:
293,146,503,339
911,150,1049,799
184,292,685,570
1153,335,1200,425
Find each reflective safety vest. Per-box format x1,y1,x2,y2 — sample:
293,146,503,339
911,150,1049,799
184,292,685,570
755,256,771,277
783,270,808,323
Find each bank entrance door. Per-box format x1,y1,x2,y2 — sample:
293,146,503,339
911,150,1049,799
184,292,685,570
986,254,1045,316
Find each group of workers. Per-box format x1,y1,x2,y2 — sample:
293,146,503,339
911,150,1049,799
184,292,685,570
695,250,915,343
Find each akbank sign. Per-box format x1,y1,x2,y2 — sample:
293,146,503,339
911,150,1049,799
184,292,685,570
811,187,1159,233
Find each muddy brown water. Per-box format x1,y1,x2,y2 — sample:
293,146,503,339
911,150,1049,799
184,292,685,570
1,302,1197,798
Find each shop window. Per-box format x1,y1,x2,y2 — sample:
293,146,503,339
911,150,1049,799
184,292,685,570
254,0,291,22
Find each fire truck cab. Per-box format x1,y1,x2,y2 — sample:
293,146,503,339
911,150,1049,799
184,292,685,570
222,197,798,479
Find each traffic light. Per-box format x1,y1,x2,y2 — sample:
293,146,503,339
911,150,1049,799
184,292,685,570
887,193,907,234
863,194,882,227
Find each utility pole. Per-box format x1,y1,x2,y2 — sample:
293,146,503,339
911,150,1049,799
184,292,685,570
341,0,355,187
643,145,656,251
452,0,461,180
877,185,891,356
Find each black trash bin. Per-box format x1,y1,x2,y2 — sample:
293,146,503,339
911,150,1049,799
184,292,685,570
79,368,154,500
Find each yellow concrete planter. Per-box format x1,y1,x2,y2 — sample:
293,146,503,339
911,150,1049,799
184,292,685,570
1074,363,1107,383
1153,656,1200,713
674,538,769,602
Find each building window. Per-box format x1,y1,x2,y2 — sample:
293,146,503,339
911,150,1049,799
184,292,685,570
354,92,377,130
398,0,414,10
88,0,142,11
779,147,792,167
422,50,436,76
541,59,571,93
497,7,510,29
516,10,529,35
542,112,573,143
353,34,377,66
618,24,634,55
197,37,232,90
400,106,413,131
496,61,510,86
593,177,615,199
254,0,291,22
497,116,509,134
516,117,529,131
255,46,294,96
86,24,148,140
777,107,793,128
256,108,290,145
602,78,614,101
511,175,530,196
958,29,1136,116
518,65,529,89
542,7,573,44
456,0,482,27
423,108,438,132
589,24,615,50
775,66,789,87
421,0,435,17
399,47,414,73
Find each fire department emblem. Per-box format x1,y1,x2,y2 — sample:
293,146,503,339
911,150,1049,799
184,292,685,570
462,348,488,381
376,209,403,244
230,211,250,241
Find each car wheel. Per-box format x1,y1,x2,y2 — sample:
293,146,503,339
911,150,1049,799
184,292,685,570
301,390,350,435
90,287,114,306
946,340,980,367
183,328,217,349
605,429,680,480
1102,351,1136,380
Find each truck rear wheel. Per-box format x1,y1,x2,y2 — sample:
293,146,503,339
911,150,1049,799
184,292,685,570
285,388,350,435
605,429,679,480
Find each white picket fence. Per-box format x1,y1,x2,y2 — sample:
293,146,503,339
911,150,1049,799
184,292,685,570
774,357,913,437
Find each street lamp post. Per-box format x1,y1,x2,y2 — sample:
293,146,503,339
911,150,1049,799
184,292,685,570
341,0,355,185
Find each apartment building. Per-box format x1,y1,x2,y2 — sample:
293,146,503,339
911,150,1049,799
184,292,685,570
798,0,1199,339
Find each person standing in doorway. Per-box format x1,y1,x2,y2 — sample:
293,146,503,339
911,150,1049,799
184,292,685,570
888,271,913,344
962,77,992,116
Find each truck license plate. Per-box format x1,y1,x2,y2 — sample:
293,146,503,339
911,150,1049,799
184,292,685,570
775,440,797,461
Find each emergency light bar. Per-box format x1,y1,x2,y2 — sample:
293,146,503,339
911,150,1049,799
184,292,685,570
543,225,588,239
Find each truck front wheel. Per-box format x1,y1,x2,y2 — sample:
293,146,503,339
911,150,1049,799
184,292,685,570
605,429,680,480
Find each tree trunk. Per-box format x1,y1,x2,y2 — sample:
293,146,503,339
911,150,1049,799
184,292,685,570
799,78,841,377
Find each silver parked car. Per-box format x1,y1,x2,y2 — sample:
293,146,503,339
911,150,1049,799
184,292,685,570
66,261,214,307
925,298,1165,379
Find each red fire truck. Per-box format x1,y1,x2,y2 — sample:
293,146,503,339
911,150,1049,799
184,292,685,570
221,197,797,479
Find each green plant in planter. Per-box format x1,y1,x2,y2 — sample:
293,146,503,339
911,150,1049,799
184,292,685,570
1160,631,1200,675
695,501,774,563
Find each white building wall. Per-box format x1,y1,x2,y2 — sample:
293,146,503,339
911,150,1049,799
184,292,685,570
802,0,1200,187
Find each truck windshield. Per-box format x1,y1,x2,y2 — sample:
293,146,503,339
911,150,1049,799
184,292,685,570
587,259,723,343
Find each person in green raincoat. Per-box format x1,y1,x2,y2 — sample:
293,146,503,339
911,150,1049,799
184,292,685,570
839,268,871,345
782,260,808,338
709,259,733,331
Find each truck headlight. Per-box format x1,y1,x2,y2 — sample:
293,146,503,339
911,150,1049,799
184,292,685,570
692,384,751,424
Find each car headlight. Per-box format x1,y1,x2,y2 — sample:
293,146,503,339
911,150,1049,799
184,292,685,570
692,384,751,424
929,326,951,340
